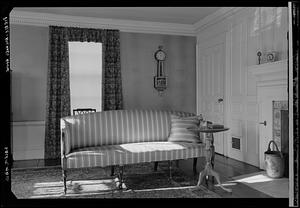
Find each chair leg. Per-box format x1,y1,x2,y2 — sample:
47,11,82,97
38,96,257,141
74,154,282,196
111,166,115,176
62,169,67,194
193,158,198,175
154,162,158,172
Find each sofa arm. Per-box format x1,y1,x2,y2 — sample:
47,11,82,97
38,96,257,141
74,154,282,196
60,118,71,156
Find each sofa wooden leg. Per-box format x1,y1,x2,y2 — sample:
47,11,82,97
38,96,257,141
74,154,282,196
193,158,198,175
168,161,172,180
62,169,67,194
154,162,158,172
116,166,126,190
176,160,179,168
111,166,115,176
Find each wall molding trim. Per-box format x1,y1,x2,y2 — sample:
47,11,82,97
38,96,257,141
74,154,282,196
9,10,196,36
194,7,244,33
10,8,242,37
12,121,45,127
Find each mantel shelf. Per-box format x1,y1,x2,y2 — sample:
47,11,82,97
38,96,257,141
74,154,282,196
248,59,287,75
248,59,288,87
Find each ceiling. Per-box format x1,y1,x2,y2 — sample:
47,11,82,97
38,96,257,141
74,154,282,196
12,7,221,24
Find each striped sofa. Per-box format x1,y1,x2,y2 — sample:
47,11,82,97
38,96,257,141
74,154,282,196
60,109,207,193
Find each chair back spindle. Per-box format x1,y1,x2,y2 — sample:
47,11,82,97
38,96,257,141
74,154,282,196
73,108,96,115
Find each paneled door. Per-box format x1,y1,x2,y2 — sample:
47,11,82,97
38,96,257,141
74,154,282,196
197,33,226,155
225,19,260,167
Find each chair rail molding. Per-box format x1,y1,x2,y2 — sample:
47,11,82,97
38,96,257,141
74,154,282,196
9,10,196,36
12,120,45,126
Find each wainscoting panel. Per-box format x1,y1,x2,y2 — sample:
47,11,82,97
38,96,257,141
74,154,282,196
246,102,258,118
231,119,243,138
245,120,259,164
12,121,45,160
231,102,243,115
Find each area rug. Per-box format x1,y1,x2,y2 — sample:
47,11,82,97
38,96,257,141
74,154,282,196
11,161,220,198
231,171,289,198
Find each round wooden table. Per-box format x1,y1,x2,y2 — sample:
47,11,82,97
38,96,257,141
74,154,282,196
188,127,232,193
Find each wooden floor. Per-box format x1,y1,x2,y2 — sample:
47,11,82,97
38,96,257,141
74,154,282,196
12,154,272,198
178,153,273,198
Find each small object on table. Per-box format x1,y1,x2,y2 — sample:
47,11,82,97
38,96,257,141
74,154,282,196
257,51,262,64
187,126,231,193
212,124,224,129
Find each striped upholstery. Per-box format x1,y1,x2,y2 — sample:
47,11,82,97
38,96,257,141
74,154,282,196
65,142,205,168
168,115,200,143
61,109,194,155
61,109,202,169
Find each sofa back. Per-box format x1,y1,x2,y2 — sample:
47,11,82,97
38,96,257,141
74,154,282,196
61,109,194,154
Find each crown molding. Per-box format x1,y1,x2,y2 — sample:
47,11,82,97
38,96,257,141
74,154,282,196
9,10,196,36
10,8,244,36
194,7,244,33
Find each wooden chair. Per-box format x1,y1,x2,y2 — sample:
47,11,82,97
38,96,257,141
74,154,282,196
73,108,96,115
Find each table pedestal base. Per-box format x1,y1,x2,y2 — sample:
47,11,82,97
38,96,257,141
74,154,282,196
196,163,232,193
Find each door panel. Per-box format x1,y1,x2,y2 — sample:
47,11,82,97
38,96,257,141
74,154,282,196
197,19,259,166
226,20,259,167
198,34,226,155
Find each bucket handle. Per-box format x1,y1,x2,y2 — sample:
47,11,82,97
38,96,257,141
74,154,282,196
267,140,283,158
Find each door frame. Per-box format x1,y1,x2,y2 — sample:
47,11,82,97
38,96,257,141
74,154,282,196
288,2,294,206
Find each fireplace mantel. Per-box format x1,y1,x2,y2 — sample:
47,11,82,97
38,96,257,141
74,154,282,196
248,59,288,87
251,59,288,169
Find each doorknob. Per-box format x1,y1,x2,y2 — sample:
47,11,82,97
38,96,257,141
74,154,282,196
217,98,223,103
259,121,267,126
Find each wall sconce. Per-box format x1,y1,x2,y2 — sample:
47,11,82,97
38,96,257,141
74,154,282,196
154,46,167,95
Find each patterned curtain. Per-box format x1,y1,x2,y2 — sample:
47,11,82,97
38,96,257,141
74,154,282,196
67,27,103,42
102,30,123,110
45,26,71,159
45,26,123,159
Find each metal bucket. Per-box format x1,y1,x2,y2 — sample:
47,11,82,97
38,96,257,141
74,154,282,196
264,140,284,178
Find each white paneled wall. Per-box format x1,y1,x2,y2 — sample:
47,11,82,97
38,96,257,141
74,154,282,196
12,121,45,160
196,7,287,167
228,11,260,166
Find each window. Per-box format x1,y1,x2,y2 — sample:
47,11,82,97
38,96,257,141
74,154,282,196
68,41,102,112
